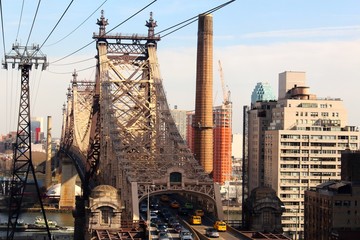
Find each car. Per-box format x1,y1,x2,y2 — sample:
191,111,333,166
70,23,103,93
150,198,159,208
173,223,183,233
213,220,227,232
140,204,147,213
156,222,168,233
149,212,158,220
150,218,161,227
168,217,180,227
160,194,170,202
171,201,180,208
178,207,190,215
161,208,170,216
194,209,204,216
189,215,201,225
179,229,194,240
184,202,193,210
158,231,170,240
163,212,171,222
205,228,220,238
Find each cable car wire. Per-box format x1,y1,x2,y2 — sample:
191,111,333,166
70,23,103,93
0,0,6,59
15,0,25,42
51,0,157,64
37,0,75,51
25,0,42,47
45,0,108,47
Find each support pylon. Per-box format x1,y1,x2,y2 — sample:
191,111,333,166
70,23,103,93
3,43,51,240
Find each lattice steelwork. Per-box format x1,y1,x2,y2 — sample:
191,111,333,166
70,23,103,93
94,13,211,186
61,12,224,223
3,44,51,240
63,72,95,183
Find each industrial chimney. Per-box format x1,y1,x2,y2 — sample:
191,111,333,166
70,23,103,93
193,14,213,174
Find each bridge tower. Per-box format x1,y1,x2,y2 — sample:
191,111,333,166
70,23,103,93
62,12,224,236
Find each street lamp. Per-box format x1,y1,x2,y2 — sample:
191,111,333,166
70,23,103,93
147,185,151,240
227,184,230,223
147,184,155,240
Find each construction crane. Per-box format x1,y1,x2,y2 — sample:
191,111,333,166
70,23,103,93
218,60,231,106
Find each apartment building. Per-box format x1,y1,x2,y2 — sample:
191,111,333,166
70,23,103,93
262,71,360,239
304,150,360,240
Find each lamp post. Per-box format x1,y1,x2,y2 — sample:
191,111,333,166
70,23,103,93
227,184,230,223
147,184,155,240
147,185,151,240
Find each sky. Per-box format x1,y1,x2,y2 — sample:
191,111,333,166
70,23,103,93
1,0,360,138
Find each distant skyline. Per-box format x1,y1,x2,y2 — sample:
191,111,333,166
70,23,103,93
1,0,360,138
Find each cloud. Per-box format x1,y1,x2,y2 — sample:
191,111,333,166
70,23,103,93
1,39,360,138
160,39,360,133
240,26,360,40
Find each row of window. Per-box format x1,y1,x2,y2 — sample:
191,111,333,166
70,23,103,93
281,142,348,147
334,200,354,207
281,157,338,162
281,149,338,154
295,111,339,117
281,134,358,140
280,172,341,177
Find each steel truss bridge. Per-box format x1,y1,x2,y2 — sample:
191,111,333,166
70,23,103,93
60,11,223,225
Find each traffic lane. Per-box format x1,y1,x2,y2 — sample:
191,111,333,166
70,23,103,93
191,224,240,240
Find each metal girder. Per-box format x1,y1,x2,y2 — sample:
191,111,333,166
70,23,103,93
62,12,222,222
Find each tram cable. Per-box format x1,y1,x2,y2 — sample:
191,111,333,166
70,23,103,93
51,0,157,64
24,0,41,48
45,0,109,47
0,0,6,60
159,0,235,38
15,0,25,42
37,0,75,52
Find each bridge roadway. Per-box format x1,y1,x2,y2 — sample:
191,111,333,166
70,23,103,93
145,194,242,240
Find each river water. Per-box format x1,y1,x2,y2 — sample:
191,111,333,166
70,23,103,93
0,211,74,227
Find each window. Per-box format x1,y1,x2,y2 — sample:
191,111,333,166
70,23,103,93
100,207,113,225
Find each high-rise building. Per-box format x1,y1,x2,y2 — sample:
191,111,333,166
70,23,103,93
31,117,44,144
187,104,232,185
248,82,277,192
213,105,232,184
170,106,187,141
247,71,360,239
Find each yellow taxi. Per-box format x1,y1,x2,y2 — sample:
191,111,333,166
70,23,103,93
170,201,180,208
195,209,204,217
214,220,226,231
189,215,202,225
160,194,169,202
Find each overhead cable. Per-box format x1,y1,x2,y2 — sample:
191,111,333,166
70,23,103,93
0,0,6,59
15,0,25,42
25,0,42,47
37,0,75,51
45,0,108,47
158,0,235,38
104,0,157,35
51,0,157,64
48,65,96,74
51,57,94,66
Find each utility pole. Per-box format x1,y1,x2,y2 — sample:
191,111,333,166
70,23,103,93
3,43,51,240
